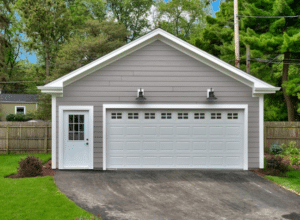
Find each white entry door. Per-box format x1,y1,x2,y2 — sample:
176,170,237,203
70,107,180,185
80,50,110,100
63,111,91,169
106,109,245,169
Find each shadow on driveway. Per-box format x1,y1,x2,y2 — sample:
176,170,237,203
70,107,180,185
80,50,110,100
54,170,300,220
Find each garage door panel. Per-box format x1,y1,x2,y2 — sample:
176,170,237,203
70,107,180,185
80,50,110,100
106,109,244,169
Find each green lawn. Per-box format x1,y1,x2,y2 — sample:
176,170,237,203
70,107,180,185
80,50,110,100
0,154,99,220
266,170,300,194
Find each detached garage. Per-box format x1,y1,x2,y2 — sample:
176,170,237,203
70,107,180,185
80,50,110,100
38,29,280,171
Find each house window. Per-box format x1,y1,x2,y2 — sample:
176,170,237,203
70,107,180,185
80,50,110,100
15,106,26,114
68,114,84,141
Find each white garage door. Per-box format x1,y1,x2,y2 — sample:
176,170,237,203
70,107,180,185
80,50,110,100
106,109,244,169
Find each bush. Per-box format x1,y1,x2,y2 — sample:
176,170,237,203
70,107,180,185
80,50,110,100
265,155,289,175
283,141,300,156
17,155,43,177
6,113,34,121
290,155,300,166
270,143,283,155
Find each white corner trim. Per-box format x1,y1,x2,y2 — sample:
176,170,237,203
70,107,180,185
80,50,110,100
51,96,56,169
58,105,94,169
259,95,264,169
102,104,249,170
15,106,26,114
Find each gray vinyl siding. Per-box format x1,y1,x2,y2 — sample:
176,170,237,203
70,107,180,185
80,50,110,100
56,40,260,169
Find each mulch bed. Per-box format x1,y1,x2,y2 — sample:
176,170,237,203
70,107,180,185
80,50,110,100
250,153,300,178
6,160,58,179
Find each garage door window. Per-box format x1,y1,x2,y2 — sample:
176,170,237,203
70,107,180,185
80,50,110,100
128,113,138,119
211,113,221,119
161,113,172,119
111,113,122,119
194,113,205,119
228,113,238,119
145,113,155,119
178,113,188,119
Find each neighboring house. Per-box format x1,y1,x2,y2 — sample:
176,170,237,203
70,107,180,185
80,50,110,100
0,93,38,121
38,29,280,171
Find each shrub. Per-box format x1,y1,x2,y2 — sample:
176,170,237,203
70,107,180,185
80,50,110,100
270,143,283,155
290,155,300,166
6,113,34,121
265,155,289,175
283,141,300,156
17,155,43,177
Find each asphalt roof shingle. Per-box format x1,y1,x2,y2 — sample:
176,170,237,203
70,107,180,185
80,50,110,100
0,94,39,103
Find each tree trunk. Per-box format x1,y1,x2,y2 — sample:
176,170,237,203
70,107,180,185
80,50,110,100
282,51,295,121
45,51,50,76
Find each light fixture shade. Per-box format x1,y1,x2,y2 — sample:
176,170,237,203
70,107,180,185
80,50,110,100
136,88,146,102
207,88,217,101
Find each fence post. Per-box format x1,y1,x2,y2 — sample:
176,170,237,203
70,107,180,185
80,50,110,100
6,125,9,154
44,126,48,153
264,123,267,149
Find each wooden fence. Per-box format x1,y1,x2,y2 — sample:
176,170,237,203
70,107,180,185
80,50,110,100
0,122,51,154
265,121,300,149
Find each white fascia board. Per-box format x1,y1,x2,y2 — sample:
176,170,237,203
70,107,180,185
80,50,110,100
40,28,278,93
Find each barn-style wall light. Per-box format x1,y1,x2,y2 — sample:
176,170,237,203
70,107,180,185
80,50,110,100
207,88,217,101
136,88,146,102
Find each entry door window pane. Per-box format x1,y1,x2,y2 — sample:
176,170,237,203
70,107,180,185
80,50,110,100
69,114,84,141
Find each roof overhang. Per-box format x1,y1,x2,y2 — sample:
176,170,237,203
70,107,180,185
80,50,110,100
38,28,280,96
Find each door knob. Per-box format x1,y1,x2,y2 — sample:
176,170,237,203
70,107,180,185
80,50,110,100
86,143,89,145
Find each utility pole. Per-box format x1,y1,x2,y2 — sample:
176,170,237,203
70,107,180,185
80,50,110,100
246,45,250,74
234,0,240,68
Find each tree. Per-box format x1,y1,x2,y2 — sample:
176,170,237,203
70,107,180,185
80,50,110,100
106,0,154,41
155,0,211,40
16,0,72,76
52,20,129,79
191,0,300,121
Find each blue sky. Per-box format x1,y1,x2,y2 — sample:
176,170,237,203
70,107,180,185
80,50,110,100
17,0,221,63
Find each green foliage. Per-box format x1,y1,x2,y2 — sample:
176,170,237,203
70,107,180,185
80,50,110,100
35,94,51,121
265,155,289,175
106,0,154,41
290,155,300,166
52,20,129,79
283,141,300,156
270,143,283,155
16,0,72,76
17,155,43,177
156,0,211,39
0,153,96,219
6,113,34,121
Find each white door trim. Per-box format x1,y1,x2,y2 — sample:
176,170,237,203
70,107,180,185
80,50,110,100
103,104,248,170
58,105,94,169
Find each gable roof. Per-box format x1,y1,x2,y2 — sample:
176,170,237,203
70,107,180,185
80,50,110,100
0,94,38,103
38,28,280,95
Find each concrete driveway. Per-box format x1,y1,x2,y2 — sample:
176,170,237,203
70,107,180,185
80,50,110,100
54,170,300,220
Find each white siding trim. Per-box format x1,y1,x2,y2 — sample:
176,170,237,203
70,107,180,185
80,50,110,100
103,104,249,170
51,96,56,169
15,106,26,114
259,95,264,169
58,105,94,169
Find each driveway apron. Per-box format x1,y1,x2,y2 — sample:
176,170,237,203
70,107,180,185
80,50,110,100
54,170,300,220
